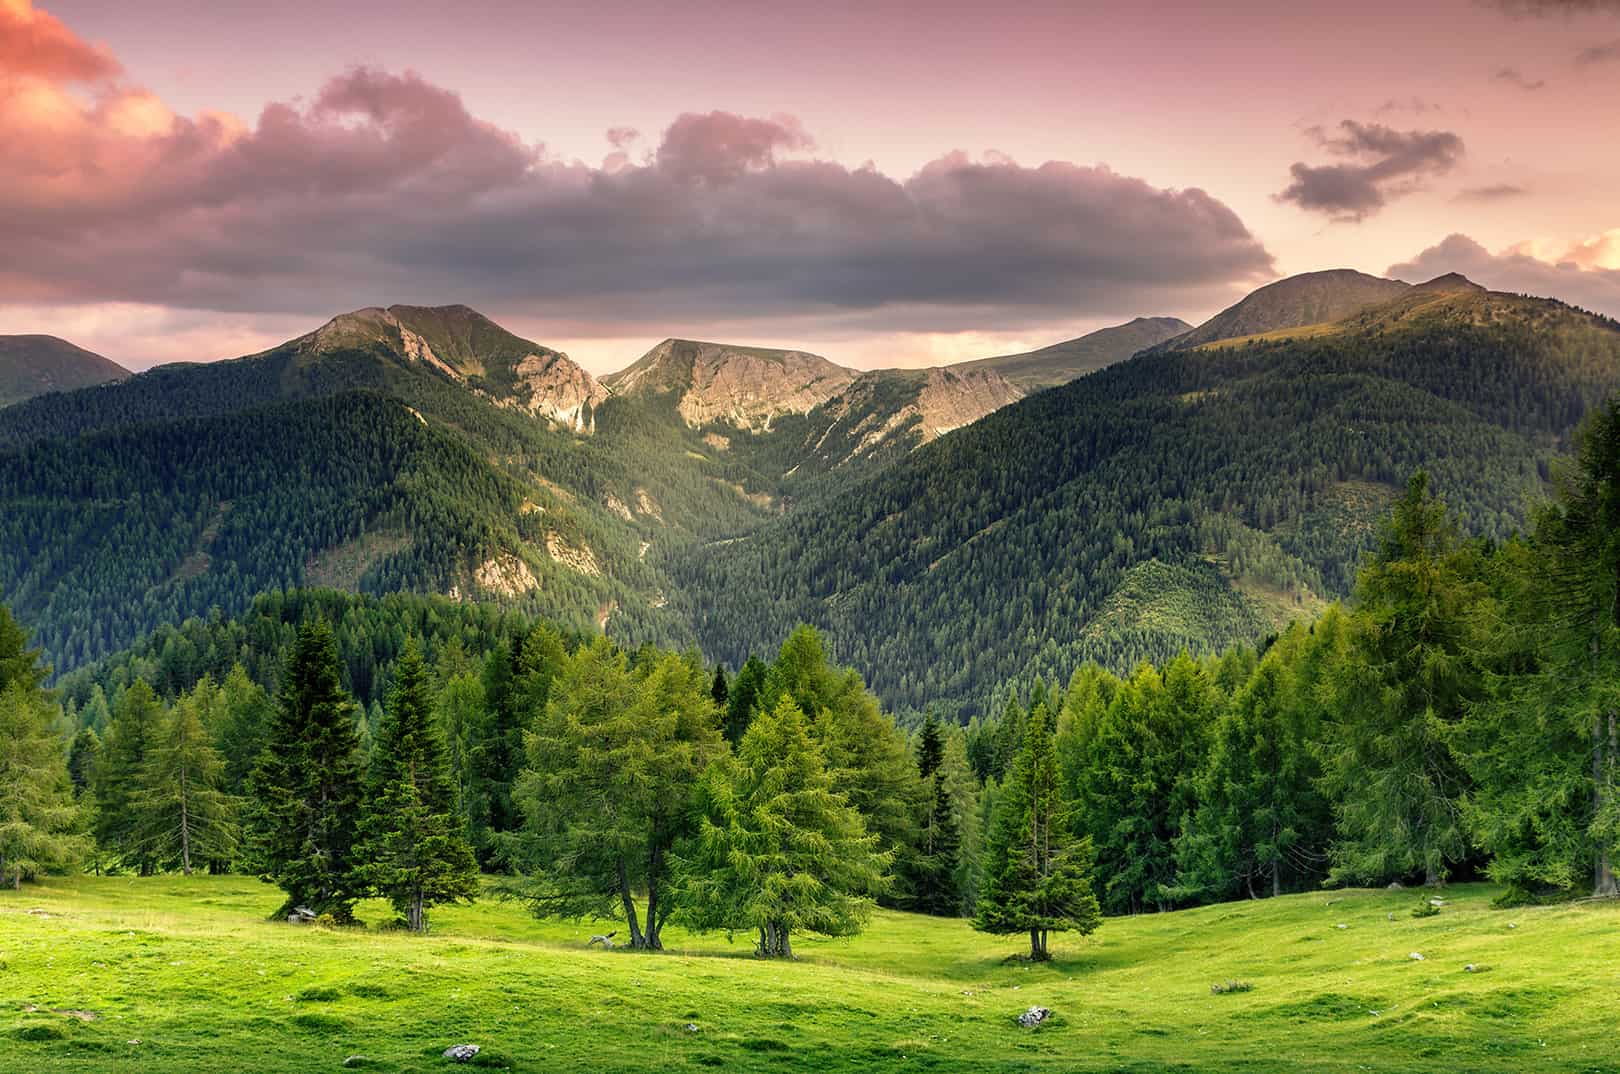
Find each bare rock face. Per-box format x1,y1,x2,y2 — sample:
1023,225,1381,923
913,367,1024,439
607,338,856,431
302,305,606,432
511,351,609,432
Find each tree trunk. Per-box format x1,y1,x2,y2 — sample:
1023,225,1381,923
615,858,645,949
1271,867,1281,899
1598,709,1619,898
180,769,193,876
642,838,664,950
411,889,426,933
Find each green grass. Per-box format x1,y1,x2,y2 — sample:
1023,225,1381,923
3,877,1618,1072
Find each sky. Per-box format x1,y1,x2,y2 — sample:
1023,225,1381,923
4,0,1620,374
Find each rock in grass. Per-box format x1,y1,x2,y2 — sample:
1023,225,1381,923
1017,1006,1052,1028
443,1044,481,1062
1408,952,1425,961
342,1057,371,1069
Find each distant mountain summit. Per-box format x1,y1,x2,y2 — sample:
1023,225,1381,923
0,335,128,407
959,316,1193,389
1162,269,1414,351
297,304,607,431
604,338,858,431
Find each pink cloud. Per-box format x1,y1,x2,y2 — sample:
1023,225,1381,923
0,0,120,83
0,9,1274,334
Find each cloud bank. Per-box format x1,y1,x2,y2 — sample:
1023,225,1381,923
1389,232,1620,317
0,1,1273,340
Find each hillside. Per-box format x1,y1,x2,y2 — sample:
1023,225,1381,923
958,316,1191,389
5,874,1616,1073
0,335,128,407
604,338,858,431
675,286,1620,713
1162,269,1413,351
0,309,794,673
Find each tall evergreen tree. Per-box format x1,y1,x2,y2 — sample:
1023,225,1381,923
249,618,366,919
1460,402,1620,897
1322,473,1486,886
906,713,961,915
138,683,237,875
510,639,722,950
678,696,888,957
358,640,478,932
723,655,768,745
68,727,100,797
710,664,729,714
92,680,165,875
973,704,1101,960
0,605,86,888
213,664,274,798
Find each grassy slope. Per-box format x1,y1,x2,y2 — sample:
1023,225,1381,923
4,876,1617,1073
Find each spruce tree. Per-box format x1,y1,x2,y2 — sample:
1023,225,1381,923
906,714,962,915
138,684,237,875
358,640,479,932
678,696,888,957
68,727,100,797
249,618,366,919
723,655,768,744
973,704,1101,960
92,680,165,875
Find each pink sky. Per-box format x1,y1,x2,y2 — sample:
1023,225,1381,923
4,0,1620,373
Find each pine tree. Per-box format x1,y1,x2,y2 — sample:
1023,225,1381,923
917,712,946,780
249,618,366,919
93,680,165,875
1322,473,1486,886
358,640,478,932
510,639,723,949
973,704,1101,960
138,683,237,875
677,696,888,957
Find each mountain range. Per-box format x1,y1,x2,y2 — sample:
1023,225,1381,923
5,269,1617,715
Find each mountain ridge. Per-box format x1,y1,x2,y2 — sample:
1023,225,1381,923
0,335,130,408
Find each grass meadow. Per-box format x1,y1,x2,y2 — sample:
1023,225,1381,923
3,876,1618,1072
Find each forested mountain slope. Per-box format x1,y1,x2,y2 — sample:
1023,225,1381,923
0,335,129,407
673,285,1620,714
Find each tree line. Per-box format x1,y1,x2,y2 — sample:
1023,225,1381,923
5,400,1618,958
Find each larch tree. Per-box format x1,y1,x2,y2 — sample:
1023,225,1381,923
1461,402,1620,898
92,679,165,875
1322,473,1487,887
249,618,367,919
510,638,723,950
138,682,237,875
0,605,86,888
973,703,1101,961
677,696,888,958
358,640,479,932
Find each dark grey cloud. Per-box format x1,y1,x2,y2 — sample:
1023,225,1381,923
0,66,1275,335
1575,38,1620,62
1388,233,1620,318
1454,183,1531,201
1276,121,1465,221
1493,66,1548,89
